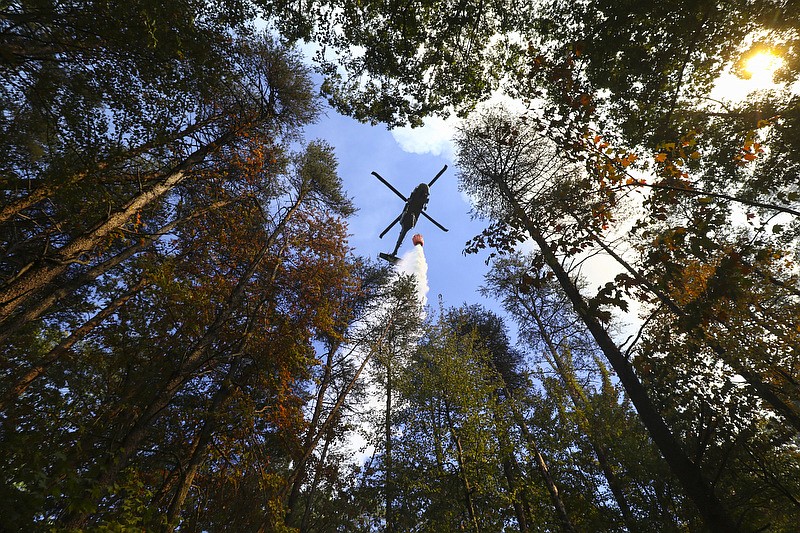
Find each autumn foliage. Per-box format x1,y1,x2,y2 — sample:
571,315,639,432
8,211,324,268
3,1,800,531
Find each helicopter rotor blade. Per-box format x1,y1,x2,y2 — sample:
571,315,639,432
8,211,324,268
379,214,402,239
427,164,448,187
371,171,407,201
420,210,448,232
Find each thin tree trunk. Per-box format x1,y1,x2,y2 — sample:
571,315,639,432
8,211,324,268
0,277,148,409
286,348,334,531
286,344,338,524
431,400,447,472
507,400,576,533
385,347,394,533
0,172,90,225
524,299,638,531
164,360,241,531
444,401,481,533
488,387,532,532
281,315,399,509
501,458,531,533
299,431,333,532
150,462,184,511
494,411,531,533
0,111,225,223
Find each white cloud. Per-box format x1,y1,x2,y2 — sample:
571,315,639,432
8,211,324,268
390,88,538,161
391,115,459,161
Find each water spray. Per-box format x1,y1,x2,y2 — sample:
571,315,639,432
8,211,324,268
396,234,429,306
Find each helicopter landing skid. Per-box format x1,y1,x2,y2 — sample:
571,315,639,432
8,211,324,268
379,252,400,265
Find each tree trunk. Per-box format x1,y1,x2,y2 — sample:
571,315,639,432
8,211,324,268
509,402,576,533
282,316,399,512
0,171,89,225
443,402,481,533
300,431,333,532
164,365,239,531
500,185,740,532
0,198,234,345
501,458,531,533
286,344,338,524
490,391,531,532
385,347,394,533
0,127,239,323
525,301,638,531
0,115,222,225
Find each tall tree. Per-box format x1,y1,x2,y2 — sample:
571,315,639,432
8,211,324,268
282,260,390,529
484,253,701,530
0,70,363,529
0,33,318,327
371,274,425,533
392,307,519,532
451,304,579,532
455,106,742,531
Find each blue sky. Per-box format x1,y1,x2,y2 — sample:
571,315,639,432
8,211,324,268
302,107,503,314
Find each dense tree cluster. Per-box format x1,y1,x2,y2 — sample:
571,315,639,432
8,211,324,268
2,0,799,531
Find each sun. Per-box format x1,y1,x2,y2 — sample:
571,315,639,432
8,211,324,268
711,47,786,100
740,49,783,82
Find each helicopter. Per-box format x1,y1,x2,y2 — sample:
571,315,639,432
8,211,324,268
372,164,449,264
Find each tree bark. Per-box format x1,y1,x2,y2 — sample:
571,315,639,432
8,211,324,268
0,113,225,224
501,457,531,533
286,343,339,524
300,431,333,532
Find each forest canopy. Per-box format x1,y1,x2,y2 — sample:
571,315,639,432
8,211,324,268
1,0,798,531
